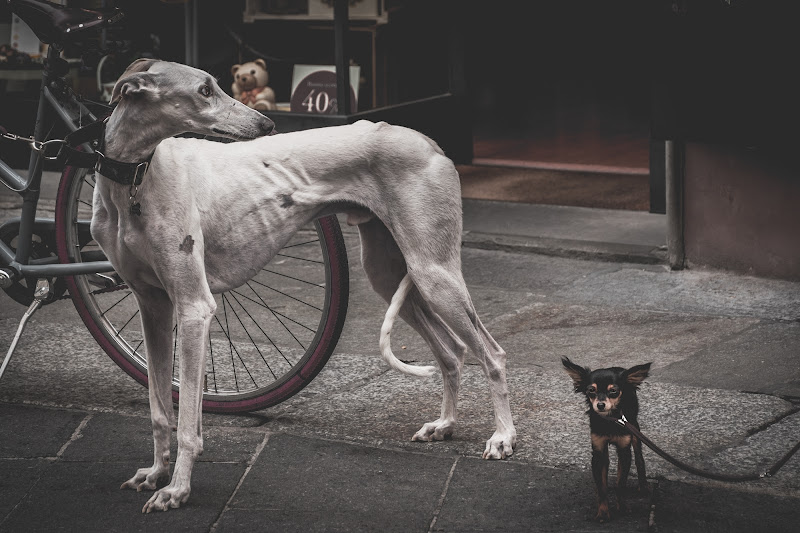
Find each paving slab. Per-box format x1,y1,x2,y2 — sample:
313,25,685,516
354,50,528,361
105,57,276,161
434,458,651,532
0,460,244,532
654,322,800,398
217,433,454,533
652,479,800,533
0,404,87,458
0,459,49,519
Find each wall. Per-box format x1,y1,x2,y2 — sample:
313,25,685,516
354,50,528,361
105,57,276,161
684,143,800,281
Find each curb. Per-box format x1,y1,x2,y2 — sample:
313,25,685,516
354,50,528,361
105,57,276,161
462,231,668,265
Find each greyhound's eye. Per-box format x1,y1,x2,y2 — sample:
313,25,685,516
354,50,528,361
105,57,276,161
199,85,212,97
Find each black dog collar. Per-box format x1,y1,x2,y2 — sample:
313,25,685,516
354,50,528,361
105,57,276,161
59,118,152,186
94,151,151,186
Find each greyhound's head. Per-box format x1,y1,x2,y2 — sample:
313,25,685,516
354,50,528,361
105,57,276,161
105,59,275,160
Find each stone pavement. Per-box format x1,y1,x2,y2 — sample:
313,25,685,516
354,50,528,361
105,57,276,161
1,175,799,531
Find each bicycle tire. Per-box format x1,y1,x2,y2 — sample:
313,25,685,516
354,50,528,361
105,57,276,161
54,164,349,413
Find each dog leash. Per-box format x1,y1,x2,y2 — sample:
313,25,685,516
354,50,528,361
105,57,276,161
613,413,800,482
3,117,152,216
1,118,151,187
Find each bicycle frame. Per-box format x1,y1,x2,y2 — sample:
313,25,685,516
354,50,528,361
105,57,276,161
0,44,114,282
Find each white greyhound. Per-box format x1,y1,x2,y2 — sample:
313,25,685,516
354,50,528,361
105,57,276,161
96,59,516,512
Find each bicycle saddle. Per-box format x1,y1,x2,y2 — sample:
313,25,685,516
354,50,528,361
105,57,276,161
7,0,123,44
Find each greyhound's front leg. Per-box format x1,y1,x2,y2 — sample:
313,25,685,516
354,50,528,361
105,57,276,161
121,287,175,492
143,296,216,513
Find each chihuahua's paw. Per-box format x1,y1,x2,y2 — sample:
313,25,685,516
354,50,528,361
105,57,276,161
482,430,516,460
594,502,612,523
412,419,455,442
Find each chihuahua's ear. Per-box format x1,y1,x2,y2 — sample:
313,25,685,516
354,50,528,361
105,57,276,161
623,363,652,387
562,357,590,392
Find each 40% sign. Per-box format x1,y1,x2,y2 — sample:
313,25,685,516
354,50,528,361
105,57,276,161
290,70,357,114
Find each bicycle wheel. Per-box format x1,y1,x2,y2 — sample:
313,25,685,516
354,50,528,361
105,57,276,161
54,164,349,413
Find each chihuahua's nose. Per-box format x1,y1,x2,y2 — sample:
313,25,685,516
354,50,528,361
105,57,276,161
596,402,606,411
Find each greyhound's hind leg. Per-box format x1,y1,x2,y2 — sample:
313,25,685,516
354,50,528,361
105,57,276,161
358,218,466,441
408,262,516,459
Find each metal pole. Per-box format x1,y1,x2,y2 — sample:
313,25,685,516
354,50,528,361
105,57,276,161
184,0,199,67
192,0,199,67
666,139,685,269
334,0,350,115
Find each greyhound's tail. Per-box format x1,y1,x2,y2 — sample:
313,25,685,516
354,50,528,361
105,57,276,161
380,274,437,378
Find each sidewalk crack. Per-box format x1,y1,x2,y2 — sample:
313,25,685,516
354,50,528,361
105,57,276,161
428,456,460,533
209,431,270,533
56,413,93,458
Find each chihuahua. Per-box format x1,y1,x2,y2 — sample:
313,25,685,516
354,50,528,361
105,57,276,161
562,357,651,522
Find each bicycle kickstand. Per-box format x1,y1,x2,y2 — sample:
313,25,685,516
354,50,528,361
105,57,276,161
0,279,51,381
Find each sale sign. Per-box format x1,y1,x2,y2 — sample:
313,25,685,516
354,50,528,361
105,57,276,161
290,65,359,114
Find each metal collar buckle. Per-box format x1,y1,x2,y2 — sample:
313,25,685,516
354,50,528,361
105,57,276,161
133,160,149,185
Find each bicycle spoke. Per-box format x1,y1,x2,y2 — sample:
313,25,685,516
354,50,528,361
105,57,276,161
225,291,278,380
115,309,139,337
245,283,308,352
261,268,325,288
281,238,319,248
267,307,317,334
172,324,178,381
229,288,316,334
207,332,217,393
100,291,132,316
219,295,258,388
220,296,239,391
275,253,324,264
248,278,322,311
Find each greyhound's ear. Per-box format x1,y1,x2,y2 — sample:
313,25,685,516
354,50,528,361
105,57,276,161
111,72,156,104
121,58,159,75
110,59,160,104
562,357,590,392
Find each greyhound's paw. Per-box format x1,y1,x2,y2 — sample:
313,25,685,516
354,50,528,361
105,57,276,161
482,430,516,460
121,466,170,492
411,419,455,442
142,484,190,513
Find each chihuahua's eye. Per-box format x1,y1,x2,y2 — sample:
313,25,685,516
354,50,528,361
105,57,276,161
586,387,597,397
607,388,620,398
199,85,212,97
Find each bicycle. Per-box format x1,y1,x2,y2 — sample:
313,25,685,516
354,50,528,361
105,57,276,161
1,0,349,413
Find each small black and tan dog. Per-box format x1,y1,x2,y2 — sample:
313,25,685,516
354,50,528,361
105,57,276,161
562,357,651,522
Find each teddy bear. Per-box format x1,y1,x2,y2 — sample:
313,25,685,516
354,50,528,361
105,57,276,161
231,59,276,111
